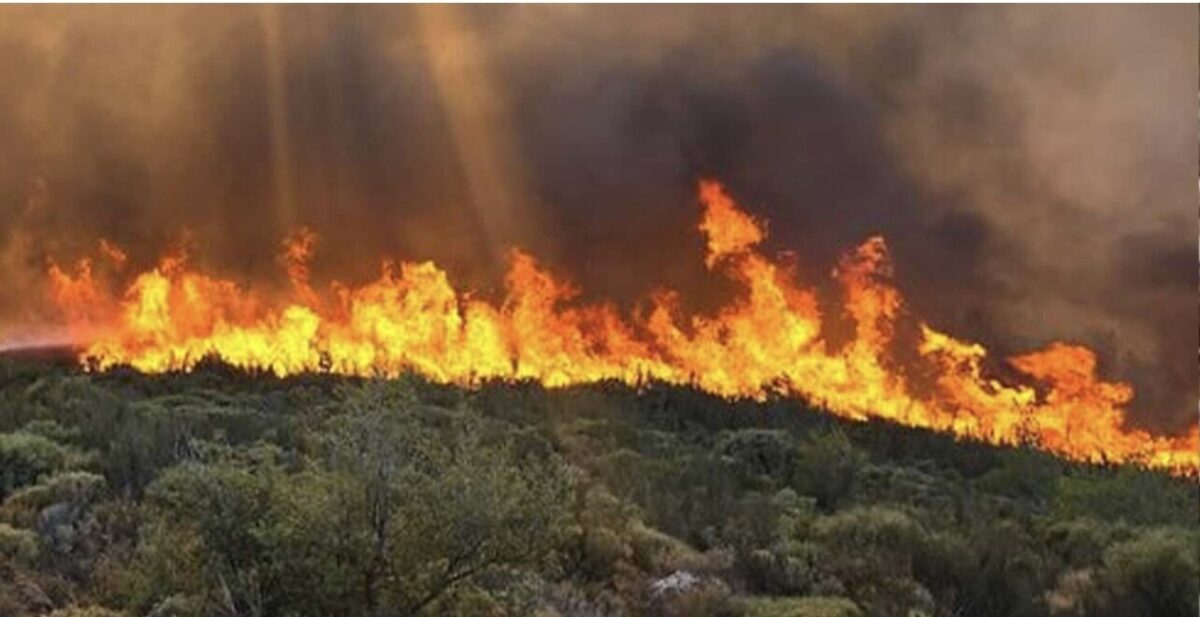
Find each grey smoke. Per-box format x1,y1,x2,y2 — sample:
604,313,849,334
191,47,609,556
0,5,1193,434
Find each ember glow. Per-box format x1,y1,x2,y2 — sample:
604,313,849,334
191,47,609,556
45,181,1198,475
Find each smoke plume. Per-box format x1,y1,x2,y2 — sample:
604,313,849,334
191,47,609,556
0,5,1194,434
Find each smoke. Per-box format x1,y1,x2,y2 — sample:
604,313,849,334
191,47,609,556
0,5,1194,434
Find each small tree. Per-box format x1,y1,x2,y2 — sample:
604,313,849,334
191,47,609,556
319,382,572,616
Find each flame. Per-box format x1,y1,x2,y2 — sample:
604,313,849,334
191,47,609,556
44,181,1199,475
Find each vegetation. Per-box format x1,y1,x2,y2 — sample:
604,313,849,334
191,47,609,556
0,356,1195,616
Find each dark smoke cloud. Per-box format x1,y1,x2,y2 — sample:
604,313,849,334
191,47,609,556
0,6,1194,434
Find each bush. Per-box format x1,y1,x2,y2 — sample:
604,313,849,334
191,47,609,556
1084,528,1199,617
1,471,106,528
0,359,1194,617
651,578,741,617
742,596,863,617
1054,469,1197,527
793,430,866,511
0,523,37,564
811,507,927,565
0,432,72,498
718,430,796,489
1040,518,1124,568
740,547,818,595
810,507,935,616
47,606,125,617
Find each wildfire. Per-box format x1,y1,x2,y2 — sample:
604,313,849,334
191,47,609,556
44,181,1199,475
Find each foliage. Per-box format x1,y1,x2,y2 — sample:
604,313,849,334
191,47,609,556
0,432,74,499
1082,528,1199,617
45,607,124,617
742,596,863,617
0,522,38,564
0,358,1195,616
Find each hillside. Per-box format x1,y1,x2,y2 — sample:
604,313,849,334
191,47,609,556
0,356,1196,617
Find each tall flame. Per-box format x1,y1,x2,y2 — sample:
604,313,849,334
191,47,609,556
44,181,1198,475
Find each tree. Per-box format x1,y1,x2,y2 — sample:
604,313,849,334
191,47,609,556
316,382,572,616
129,382,572,616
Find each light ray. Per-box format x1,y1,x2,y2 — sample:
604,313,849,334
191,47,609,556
415,5,540,267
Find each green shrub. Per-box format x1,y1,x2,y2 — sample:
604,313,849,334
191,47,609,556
742,596,863,617
0,522,37,564
1054,469,1197,527
0,432,71,498
46,606,125,617
1084,528,1199,617
793,430,866,511
1,471,106,527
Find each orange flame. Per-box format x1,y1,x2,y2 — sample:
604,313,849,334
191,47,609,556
44,181,1199,475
